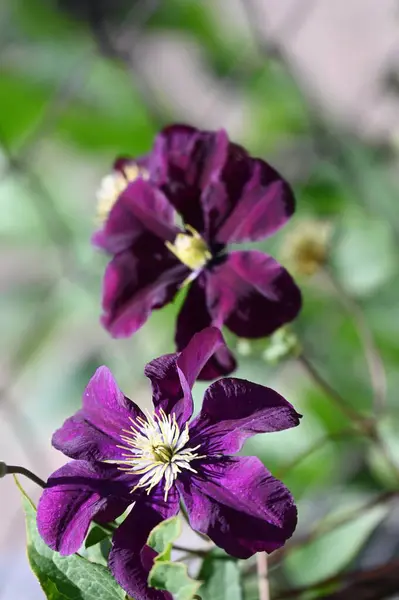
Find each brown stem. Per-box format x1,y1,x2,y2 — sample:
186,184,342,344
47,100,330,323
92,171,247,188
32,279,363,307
5,464,46,489
274,558,399,599
273,490,398,566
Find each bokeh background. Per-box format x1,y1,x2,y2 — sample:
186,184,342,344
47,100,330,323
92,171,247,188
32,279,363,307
1,1,399,598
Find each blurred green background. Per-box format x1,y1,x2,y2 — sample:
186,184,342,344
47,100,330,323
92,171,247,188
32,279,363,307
1,1,399,598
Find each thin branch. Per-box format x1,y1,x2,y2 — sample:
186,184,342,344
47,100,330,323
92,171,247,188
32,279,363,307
274,558,399,599
274,490,397,566
5,464,46,489
297,353,370,428
257,553,270,600
323,267,387,416
276,427,359,479
172,544,209,558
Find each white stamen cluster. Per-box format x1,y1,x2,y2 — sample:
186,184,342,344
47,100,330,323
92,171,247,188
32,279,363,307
117,410,203,500
96,164,149,223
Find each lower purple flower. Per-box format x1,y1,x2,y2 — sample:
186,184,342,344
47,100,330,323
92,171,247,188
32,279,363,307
37,327,301,600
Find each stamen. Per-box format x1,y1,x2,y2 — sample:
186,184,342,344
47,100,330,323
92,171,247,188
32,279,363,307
116,409,204,500
165,225,212,272
96,164,149,223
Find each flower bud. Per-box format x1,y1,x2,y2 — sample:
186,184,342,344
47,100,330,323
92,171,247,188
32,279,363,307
263,327,301,364
281,219,333,276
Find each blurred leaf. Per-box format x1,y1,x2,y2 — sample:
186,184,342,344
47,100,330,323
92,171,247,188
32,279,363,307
199,549,242,600
247,62,308,153
15,477,125,599
332,208,397,297
148,561,200,600
285,503,388,586
368,418,399,488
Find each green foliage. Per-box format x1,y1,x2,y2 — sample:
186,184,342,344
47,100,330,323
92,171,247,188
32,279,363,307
146,516,200,598
16,477,125,600
285,502,389,586
199,549,243,600
147,515,182,562
149,562,201,600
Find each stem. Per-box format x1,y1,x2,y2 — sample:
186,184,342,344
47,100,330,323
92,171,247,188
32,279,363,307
5,464,46,489
172,544,209,557
297,353,368,427
323,267,387,416
257,553,270,600
276,427,358,479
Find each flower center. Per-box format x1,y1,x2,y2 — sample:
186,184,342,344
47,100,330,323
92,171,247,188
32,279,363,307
117,409,203,500
96,164,149,223
165,225,212,271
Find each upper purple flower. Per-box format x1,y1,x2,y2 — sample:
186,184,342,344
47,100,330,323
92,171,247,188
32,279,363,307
37,327,301,600
93,125,302,378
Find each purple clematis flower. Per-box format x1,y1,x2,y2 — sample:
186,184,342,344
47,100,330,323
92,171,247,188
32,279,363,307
37,327,301,600
93,124,302,379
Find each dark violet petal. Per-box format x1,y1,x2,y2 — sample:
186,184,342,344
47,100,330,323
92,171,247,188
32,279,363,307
178,456,297,559
151,125,229,236
52,366,144,462
145,327,227,426
190,377,301,454
206,250,302,338
93,179,178,254
101,248,187,338
175,277,236,380
37,461,131,555
108,486,179,600
216,158,295,244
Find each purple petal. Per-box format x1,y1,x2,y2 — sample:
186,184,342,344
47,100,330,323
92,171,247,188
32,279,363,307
151,125,229,236
101,247,187,338
37,461,131,555
52,366,144,462
145,327,228,426
175,277,236,380
178,456,297,559
108,486,179,600
216,158,295,244
93,179,178,254
190,378,301,454
207,250,301,338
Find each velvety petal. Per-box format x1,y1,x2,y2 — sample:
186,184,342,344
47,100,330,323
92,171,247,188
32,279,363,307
37,461,131,555
52,366,144,462
108,485,179,600
151,125,229,236
206,250,302,338
177,456,297,559
175,277,236,380
93,179,178,254
101,246,188,338
145,327,227,426
189,377,301,454
216,158,295,244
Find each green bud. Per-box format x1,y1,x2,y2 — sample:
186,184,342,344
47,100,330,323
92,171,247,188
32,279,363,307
263,327,301,365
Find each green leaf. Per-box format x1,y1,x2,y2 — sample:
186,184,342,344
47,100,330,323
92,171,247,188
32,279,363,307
199,549,242,600
285,502,388,586
149,562,200,600
147,515,181,563
15,477,125,600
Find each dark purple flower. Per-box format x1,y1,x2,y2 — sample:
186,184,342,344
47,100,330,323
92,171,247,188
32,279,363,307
93,125,302,378
37,327,301,600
